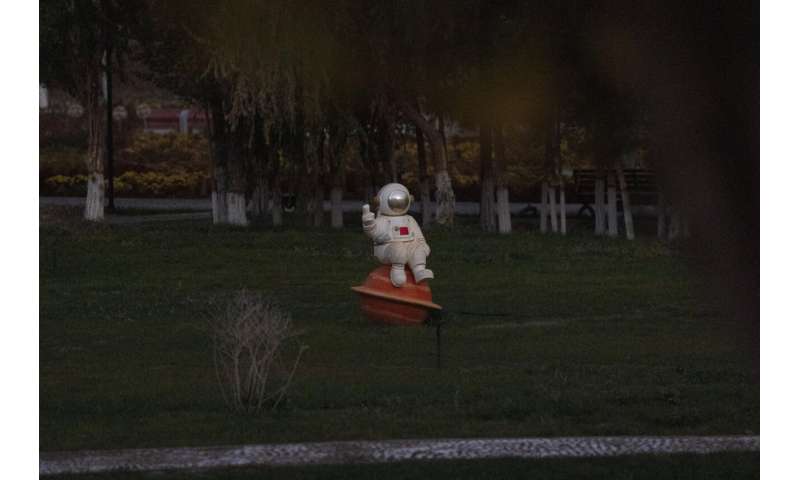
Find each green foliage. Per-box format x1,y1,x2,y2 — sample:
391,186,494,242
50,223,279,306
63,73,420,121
40,0,146,98
119,132,210,173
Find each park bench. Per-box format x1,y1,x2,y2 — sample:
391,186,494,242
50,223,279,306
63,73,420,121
571,169,658,218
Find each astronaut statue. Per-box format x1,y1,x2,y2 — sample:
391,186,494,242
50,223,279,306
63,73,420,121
362,183,434,287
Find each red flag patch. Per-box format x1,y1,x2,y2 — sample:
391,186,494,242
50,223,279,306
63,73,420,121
399,227,409,235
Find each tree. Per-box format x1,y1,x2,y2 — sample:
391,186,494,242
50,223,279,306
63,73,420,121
203,1,342,226
41,0,143,221
349,0,460,226
398,102,455,225
139,0,245,224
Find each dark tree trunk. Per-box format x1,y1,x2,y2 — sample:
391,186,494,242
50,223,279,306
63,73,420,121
379,113,397,183
657,191,667,240
606,170,619,237
328,129,347,229
616,162,635,240
494,124,512,234
104,43,115,213
209,98,229,224
559,181,567,235
358,130,375,203
539,181,549,233
479,121,497,232
226,121,249,226
414,125,433,227
594,174,606,235
554,110,566,235
438,114,449,166
543,107,557,233
330,184,343,229
271,176,283,227
249,116,270,219
668,209,681,240
399,101,455,226
548,184,558,232
310,132,325,228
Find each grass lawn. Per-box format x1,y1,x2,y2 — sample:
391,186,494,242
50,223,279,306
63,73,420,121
40,206,758,454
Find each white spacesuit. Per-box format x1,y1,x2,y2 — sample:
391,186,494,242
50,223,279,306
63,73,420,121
362,183,434,287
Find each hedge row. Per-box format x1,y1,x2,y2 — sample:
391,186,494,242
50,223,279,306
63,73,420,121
42,171,210,198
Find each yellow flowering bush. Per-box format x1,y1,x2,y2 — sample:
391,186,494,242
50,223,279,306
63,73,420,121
42,171,210,198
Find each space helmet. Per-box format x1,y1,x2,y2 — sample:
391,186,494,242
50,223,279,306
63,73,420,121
374,183,414,216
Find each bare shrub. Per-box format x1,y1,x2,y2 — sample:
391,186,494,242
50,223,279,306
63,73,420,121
207,290,307,414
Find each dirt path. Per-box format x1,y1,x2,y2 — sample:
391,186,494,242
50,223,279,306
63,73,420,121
42,196,653,216
40,435,758,475
107,212,211,224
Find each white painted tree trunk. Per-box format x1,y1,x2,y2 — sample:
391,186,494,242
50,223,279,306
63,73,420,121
559,180,567,235
330,186,343,229
226,192,248,226
657,192,667,240
616,164,635,240
496,186,511,234
540,181,549,233
606,172,618,237
84,173,105,221
548,185,558,232
594,177,605,235
271,188,283,227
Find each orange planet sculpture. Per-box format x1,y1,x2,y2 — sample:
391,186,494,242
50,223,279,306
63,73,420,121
351,265,442,326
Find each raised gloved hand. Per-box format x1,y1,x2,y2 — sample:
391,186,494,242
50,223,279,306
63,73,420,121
362,204,375,227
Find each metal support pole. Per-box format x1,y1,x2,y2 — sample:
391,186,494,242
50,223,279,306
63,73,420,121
105,43,115,213
436,320,442,369
429,309,445,369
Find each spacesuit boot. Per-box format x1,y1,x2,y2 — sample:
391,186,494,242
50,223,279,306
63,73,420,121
412,264,434,283
390,264,407,287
